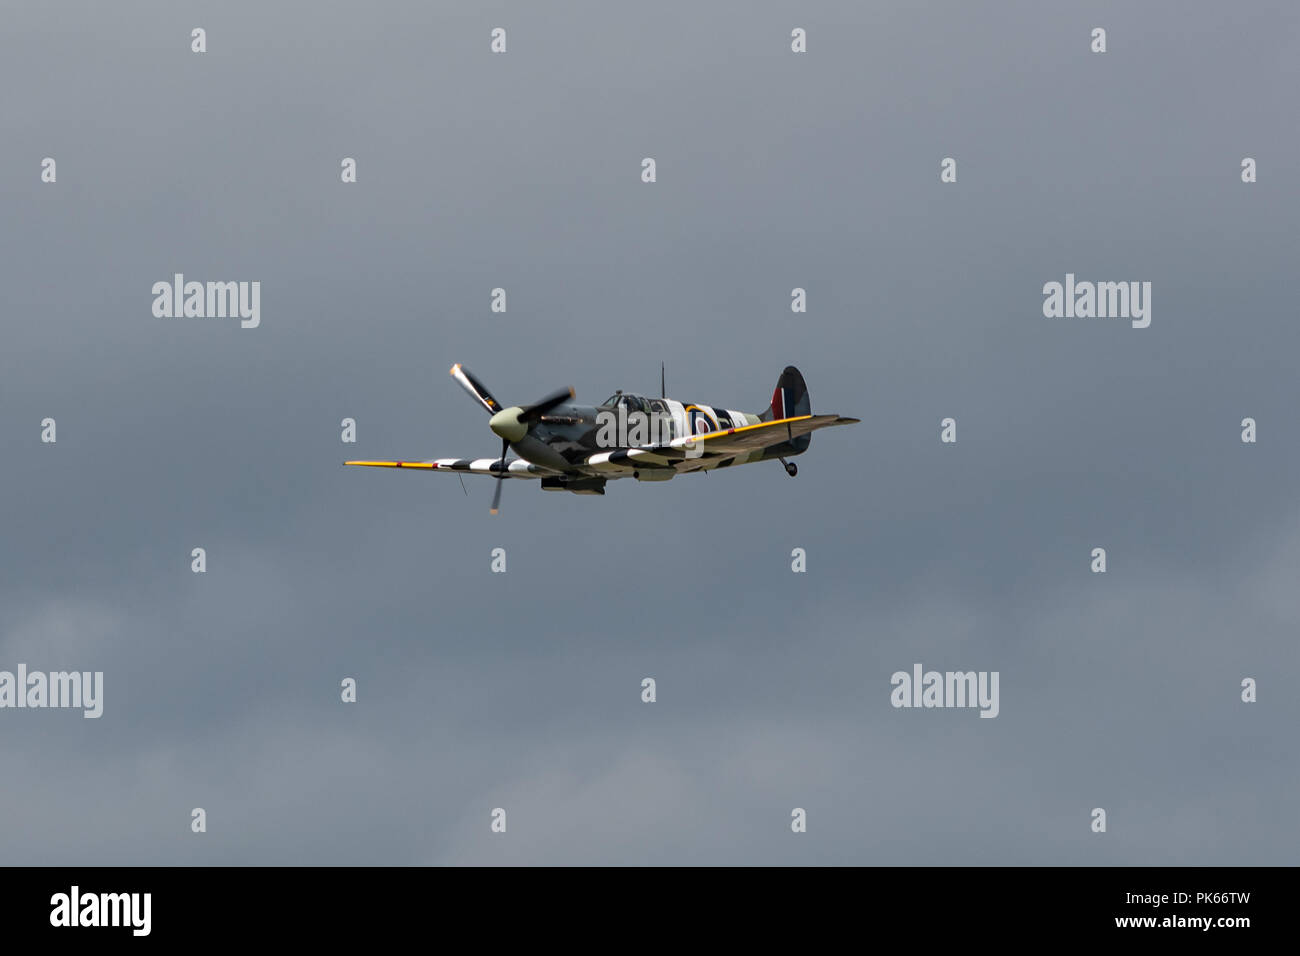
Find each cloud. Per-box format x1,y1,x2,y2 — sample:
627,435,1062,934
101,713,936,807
0,0,1295,865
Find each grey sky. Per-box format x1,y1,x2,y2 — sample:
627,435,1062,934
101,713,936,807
1,0,1296,864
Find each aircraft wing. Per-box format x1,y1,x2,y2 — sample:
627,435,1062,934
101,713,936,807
344,457,555,478
582,414,859,471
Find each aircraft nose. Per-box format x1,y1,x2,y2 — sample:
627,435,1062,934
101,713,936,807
489,406,528,443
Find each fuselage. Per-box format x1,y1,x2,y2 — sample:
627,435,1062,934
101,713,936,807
512,393,768,475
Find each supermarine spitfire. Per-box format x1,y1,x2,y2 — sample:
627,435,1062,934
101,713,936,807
345,364,858,514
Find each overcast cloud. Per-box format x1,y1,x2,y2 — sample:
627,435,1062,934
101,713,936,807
1,0,1297,864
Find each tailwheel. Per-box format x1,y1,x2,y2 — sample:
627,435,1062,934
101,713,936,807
780,457,797,477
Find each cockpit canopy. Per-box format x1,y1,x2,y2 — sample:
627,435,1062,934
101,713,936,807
600,392,650,413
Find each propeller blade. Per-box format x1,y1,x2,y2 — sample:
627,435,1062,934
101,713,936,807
489,436,509,515
518,386,575,423
450,364,504,415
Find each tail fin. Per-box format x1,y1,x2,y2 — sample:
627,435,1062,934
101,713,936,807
761,366,811,421
759,366,812,451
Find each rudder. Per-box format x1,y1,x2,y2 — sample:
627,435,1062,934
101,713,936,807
760,366,812,452
765,366,811,419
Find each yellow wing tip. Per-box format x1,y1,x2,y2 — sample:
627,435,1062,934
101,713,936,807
344,460,436,469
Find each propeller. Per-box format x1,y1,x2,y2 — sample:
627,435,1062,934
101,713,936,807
450,363,503,415
451,365,573,515
489,435,509,516
519,386,576,423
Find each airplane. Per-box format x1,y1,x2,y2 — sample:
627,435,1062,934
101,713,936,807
345,363,859,514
